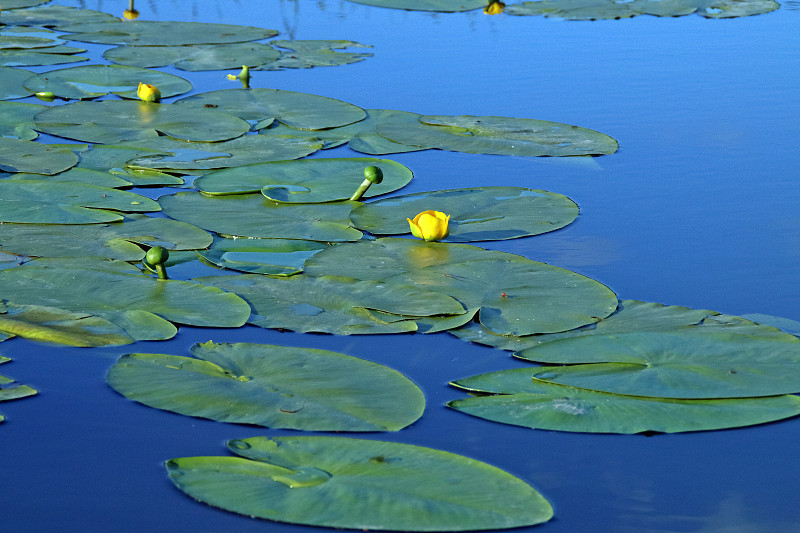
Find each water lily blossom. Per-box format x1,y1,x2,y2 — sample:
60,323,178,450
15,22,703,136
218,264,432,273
407,211,451,242
137,82,161,102
483,1,505,14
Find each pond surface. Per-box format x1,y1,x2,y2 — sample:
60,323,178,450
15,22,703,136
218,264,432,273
1,0,799,531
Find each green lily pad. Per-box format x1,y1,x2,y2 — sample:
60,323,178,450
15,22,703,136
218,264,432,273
1,0,51,9
196,273,466,334
23,64,192,100
0,180,159,224
0,138,79,174
505,0,779,19
175,88,367,131
159,191,363,242
515,329,800,398
0,264,251,338
377,111,619,156
0,27,63,49
0,66,35,100
108,341,425,431
6,167,134,188
34,100,251,144
0,47,89,67
119,135,324,173
345,0,486,12
0,214,211,260
0,300,136,347
58,20,279,46
447,379,800,434
194,158,413,202
104,42,281,71
351,187,578,241
258,40,373,70
0,6,118,28
304,238,618,335
0,357,37,404
0,101,44,140
166,436,553,530
741,313,800,336
71,144,188,186
197,237,328,276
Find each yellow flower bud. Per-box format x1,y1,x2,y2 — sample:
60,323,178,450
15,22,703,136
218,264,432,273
407,210,451,242
483,1,505,14
137,82,161,102
123,8,139,20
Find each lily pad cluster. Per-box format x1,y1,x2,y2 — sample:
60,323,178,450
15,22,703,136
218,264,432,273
0,356,38,424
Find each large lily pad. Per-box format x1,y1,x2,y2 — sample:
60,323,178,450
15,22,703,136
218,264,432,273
515,329,800,398
0,66,35,100
194,158,413,202
0,27,63,49
258,40,373,70
345,0,487,12
0,138,78,174
304,238,618,335
197,237,328,276
377,111,619,157
0,264,251,338
118,135,323,173
196,273,466,335
351,187,578,241
71,143,190,185
0,47,88,67
166,436,553,530
34,100,251,144
0,214,211,260
103,42,281,71
175,88,367,131
23,64,192,100
447,379,800,434
0,6,119,28
108,341,425,431
58,21,279,46
5,167,134,188
505,0,779,19
0,357,37,404
0,102,44,140
0,0,51,9
160,191,363,242
0,180,159,224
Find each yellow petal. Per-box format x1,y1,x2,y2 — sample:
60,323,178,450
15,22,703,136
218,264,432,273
407,218,424,240
137,82,161,103
417,212,449,242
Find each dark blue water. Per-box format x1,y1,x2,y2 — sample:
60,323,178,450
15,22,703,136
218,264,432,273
1,1,799,531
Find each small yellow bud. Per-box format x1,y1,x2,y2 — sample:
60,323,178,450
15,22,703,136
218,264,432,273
137,82,161,103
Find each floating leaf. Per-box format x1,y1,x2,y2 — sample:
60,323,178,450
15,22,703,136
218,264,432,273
108,341,425,431
0,357,37,404
0,0,51,9
175,88,366,131
197,237,328,275
351,187,578,241
166,436,553,530
160,191,362,242
0,138,79,174
0,66,35,100
195,158,413,202
104,42,281,71
58,21,279,46
196,273,466,334
304,238,618,335
345,0,486,12
0,6,119,28
258,40,373,70
6,167,134,188
504,0,779,19
0,27,63,49
0,214,211,260
448,379,800,434
34,100,251,144
741,313,800,336
0,47,88,67
71,143,187,186
23,64,192,100
0,180,159,224
0,101,44,140
378,112,618,156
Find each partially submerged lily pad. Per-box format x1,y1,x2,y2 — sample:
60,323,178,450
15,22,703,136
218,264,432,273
196,273,466,335
377,111,619,157
58,20,279,46
108,341,425,431
504,0,779,19
175,88,367,131
195,158,413,202
350,187,578,241
0,66,35,100
448,378,800,434
34,100,251,144
159,191,363,242
258,40,373,70
166,436,554,530
0,357,37,404
197,237,328,276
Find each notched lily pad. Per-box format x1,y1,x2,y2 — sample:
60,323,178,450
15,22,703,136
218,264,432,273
58,20,279,46
104,42,281,71
107,341,425,431
351,187,578,241
166,436,553,531
197,237,328,276
258,40,373,70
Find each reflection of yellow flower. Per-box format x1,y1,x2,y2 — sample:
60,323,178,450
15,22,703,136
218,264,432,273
407,211,451,242
483,1,505,14
137,82,161,102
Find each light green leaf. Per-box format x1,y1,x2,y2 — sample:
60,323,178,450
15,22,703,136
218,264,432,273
108,341,425,431
0,357,37,403
197,237,328,276
166,436,553,530
258,40,373,70
104,42,281,71
58,20,279,46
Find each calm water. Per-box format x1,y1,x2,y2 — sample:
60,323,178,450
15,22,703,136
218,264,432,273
2,0,799,531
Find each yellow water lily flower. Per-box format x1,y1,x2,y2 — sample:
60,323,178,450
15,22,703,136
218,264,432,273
407,210,451,242
137,82,161,103
123,8,139,20
483,1,505,14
